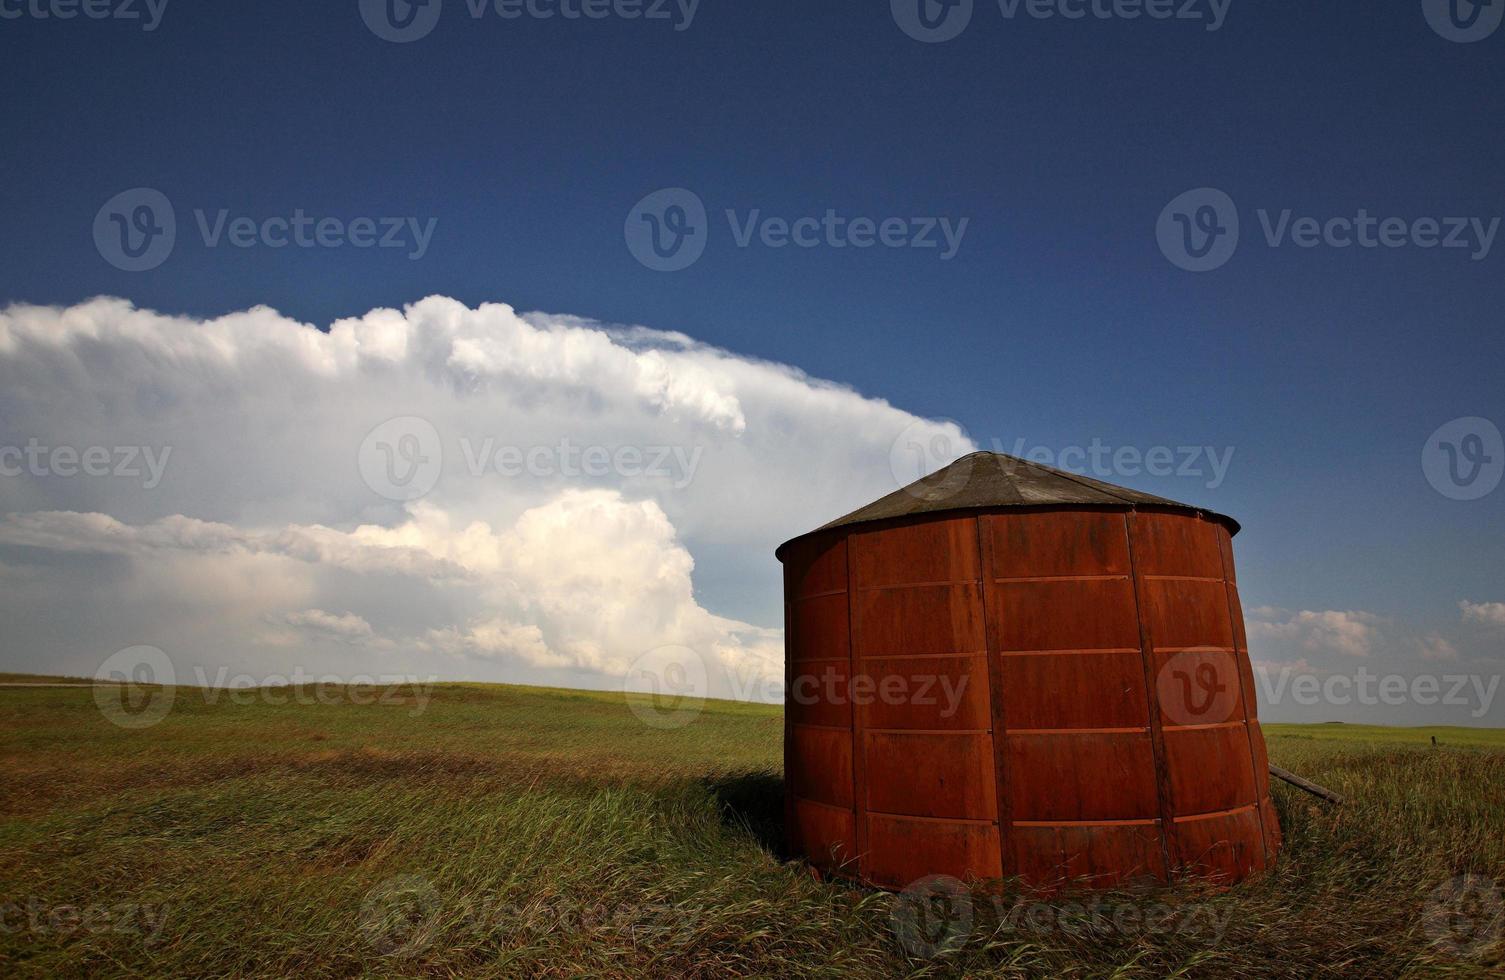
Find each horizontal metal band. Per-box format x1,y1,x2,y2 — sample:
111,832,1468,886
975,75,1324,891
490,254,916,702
864,728,991,736
854,579,980,592
789,721,850,733
864,810,998,827
1006,726,1150,736
1013,817,1159,828
852,650,987,661
1141,575,1226,583
996,647,1141,657
1172,803,1258,824
790,797,856,815
1162,720,1247,733
1151,646,1236,654
992,574,1130,584
789,588,848,602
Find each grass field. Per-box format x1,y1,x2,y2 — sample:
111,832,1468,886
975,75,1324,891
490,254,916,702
1,677,1501,978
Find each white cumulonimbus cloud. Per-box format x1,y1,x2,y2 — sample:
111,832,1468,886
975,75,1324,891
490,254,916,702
1245,606,1385,659
0,296,970,698
1459,600,1505,629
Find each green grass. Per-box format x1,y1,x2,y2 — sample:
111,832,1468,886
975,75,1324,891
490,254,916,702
0,674,92,686
1264,723,1505,749
1,677,1501,978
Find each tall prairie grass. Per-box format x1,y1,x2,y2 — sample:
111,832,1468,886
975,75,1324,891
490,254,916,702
0,680,1499,977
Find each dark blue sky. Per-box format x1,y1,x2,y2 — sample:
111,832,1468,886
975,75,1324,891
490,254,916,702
1,1,1502,644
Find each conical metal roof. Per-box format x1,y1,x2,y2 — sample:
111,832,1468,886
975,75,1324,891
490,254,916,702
776,451,1238,558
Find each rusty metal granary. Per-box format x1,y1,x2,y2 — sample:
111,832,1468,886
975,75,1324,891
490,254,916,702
776,451,1280,890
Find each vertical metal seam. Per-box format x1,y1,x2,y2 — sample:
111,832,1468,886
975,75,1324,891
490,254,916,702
843,532,868,879
974,514,1013,882
783,588,794,860
1124,512,1178,881
1215,525,1273,867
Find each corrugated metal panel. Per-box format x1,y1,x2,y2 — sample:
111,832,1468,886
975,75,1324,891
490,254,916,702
780,498,1278,892
783,534,857,875
848,516,1000,887
988,511,1166,889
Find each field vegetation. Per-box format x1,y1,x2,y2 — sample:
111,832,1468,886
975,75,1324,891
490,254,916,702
1,676,1501,977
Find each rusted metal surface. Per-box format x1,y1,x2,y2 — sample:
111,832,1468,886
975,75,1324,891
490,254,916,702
779,453,1278,891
